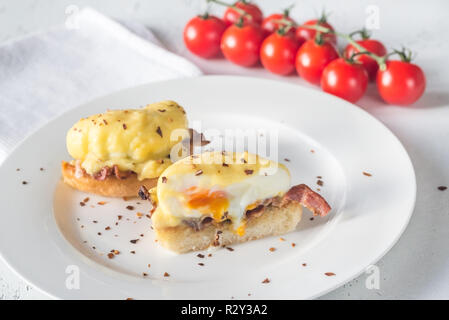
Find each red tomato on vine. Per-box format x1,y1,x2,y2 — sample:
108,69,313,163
221,21,264,67
223,1,263,26
295,14,337,45
260,29,300,75
183,14,227,58
377,51,426,105
344,30,387,81
295,38,339,84
261,7,296,37
321,58,369,103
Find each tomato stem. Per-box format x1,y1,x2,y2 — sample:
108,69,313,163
349,28,371,40
273,18,387,69
207,0,251,20
390,47,414,62
283,4,295,17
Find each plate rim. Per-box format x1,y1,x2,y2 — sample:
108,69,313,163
0,75,416,299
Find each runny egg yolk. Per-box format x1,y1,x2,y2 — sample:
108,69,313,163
184,187,229,222
235,222,246,236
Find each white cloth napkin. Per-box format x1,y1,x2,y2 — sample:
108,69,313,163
0,7,202,162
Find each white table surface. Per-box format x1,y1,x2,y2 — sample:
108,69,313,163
0,0,448,300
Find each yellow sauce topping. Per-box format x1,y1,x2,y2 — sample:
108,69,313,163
66,100,188,180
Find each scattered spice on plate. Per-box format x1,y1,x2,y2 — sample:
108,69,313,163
142,273,148,277
325,272,336,276
164,272,170,277
22,181,28,185
161,176,167,183
262,278,270,284
438,186,447,191
310,217,314,221
197,254,205,258
284,158,290,162
291,243,296,247
93,220,98,223
122,123,127,130
126,205,134,210
97,201,106,205
97,232,102,236
112,250,120,255
244,169,254,175
147,264,151,268
126,298,133,300
136,212,143,217
105,226,111,231
130,239,139,244
130,251,136,254
198,263,205,266
208,253,212,257
195,169,203,176
269,247,276,252
107,253,114,259
302,263,307,267
16,168,20,171
317,176,322,179
310,149,315,153
40,167,44,171
79,202,85,207
317,180,324,187
118,215,123,220
362,171,372,177
279,237,285,242
226,247,234,252
83,197,90,203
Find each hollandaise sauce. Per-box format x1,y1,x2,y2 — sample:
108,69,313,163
66,100,188,180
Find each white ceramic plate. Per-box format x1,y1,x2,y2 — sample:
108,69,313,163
0,76,415,299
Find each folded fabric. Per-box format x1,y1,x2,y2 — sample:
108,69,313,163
0,7,202,162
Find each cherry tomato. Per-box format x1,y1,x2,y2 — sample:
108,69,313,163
183,14,227,58
260,31,300,75
221,22,264,67
377,60,426,105
321,58,369,103
296,19,337,45
344,39,387,81
295,39,339,84
223,1,263,26
261,12,296,37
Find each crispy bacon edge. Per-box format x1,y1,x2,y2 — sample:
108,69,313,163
283,184,331,217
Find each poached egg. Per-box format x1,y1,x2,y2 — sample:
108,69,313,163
152,151,291,235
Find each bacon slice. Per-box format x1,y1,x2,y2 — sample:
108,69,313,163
113,165,132,180
283,184,331,216
93,166,112,181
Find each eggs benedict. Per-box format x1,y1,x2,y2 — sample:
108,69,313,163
62,100,206,197
139,151,331,253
